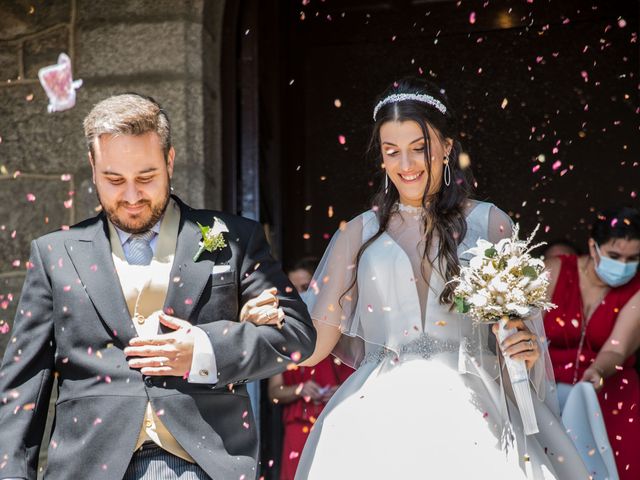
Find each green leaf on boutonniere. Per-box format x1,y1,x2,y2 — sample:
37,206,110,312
193,221,227,262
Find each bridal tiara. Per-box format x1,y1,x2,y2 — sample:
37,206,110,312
373,93,447,120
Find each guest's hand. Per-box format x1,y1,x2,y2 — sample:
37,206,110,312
300,380,323,402
124,314,195,377
240,287,284,327
581,367,604,392
492,318,540,370
321,385,339,403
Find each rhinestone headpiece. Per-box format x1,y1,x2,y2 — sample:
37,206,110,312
373,93,447,120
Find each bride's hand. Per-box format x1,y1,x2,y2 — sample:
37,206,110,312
239,287,285,328
492,319,540,370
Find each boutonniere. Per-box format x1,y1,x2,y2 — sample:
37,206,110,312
193,217,229,262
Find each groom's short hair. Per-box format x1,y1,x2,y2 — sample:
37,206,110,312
83,93,172,160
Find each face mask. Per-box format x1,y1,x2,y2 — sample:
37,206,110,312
594,243,639,287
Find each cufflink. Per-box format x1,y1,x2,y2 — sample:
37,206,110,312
199,369,209,377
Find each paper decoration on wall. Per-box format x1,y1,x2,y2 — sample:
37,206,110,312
38,53,83,113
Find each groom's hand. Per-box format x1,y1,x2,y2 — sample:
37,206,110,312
124,314,195,377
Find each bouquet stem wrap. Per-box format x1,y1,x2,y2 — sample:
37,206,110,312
497,316,539,435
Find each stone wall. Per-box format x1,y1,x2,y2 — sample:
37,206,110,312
0,0,225,356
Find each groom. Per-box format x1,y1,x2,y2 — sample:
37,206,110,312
0,94,315,480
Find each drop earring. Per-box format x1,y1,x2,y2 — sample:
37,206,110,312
385,173,389,194
443,154,451,187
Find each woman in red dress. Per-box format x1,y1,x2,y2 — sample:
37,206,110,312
269,358,352,480
544,206,640,479
260,258,353,480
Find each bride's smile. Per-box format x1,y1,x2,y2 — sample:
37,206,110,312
379,119,452,207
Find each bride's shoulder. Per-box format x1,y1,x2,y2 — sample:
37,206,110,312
333,210,378,243
462,199,513,242
342,210,377,229
463,199,509,221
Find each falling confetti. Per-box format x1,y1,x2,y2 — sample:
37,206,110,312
38,53,83,113
458,152,471,169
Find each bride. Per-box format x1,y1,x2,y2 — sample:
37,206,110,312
242,78,590,479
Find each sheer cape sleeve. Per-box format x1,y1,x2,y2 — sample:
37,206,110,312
302,213,374,367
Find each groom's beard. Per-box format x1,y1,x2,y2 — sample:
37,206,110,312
97,178,171,234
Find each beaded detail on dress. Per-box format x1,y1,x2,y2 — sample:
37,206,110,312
362,333,459,365
396,203,423,220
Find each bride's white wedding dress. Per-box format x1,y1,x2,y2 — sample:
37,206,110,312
295,201,590,479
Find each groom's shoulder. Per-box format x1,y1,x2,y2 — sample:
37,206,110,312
178,201,258,238
34,214,104,246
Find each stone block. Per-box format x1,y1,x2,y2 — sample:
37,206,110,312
2,78,210,205
0,0,71,41
76,0,198,23
74,167,101,222
76,21,189,78
23,25,70,78
0,174,74,272
0,83,87,174
0,45,19,81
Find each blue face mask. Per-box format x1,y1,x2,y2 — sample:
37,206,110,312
594,244,639,287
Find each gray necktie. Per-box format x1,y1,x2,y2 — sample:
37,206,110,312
126,231,155,266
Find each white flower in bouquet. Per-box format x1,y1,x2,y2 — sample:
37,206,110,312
451,224,556,323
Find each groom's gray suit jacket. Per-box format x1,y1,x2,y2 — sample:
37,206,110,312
0,195,315,480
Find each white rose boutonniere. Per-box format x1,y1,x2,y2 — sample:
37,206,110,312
193,217,229,262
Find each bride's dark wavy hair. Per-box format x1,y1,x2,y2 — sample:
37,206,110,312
346,77,475,305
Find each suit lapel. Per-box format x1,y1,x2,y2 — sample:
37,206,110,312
64,217,138,347
163,201,220,323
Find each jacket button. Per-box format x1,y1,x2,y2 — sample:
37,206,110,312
144,377,153,387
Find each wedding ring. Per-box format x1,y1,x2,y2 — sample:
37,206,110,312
527,339,534,350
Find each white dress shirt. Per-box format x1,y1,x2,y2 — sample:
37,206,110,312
114,222,218,385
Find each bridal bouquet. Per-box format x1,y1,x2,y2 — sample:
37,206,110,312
452,223,555,322
450,224,556,435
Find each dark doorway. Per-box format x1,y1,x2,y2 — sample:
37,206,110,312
260,0,638,266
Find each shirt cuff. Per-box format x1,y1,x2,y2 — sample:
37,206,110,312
188,326,217,384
